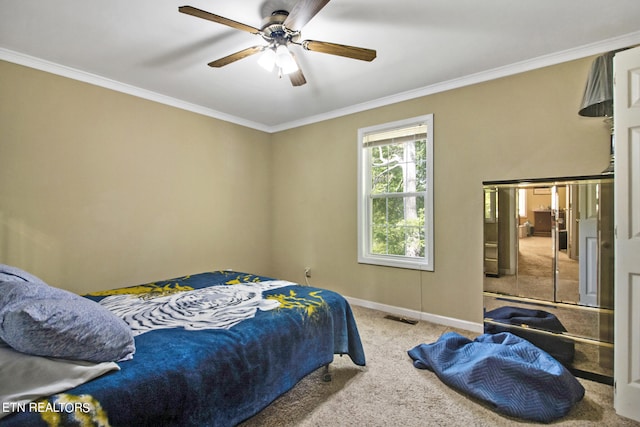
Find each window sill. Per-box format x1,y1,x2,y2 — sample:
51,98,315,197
358,255,433,271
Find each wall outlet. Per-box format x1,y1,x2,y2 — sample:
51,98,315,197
304,268,311,278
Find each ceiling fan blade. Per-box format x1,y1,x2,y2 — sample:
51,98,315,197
207,46,264,68
288,53,307,86
302,40,376,61
179,6,260,34
284,0,331,30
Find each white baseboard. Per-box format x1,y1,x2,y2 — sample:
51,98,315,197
345,296,484,334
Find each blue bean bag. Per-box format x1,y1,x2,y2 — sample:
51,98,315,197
408,332,584,422
484,306,575,364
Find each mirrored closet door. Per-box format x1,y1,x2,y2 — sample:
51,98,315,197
483,175,614,383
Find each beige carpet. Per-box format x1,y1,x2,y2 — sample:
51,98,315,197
240,305,637,426
487,236,580,303
518,236,556,277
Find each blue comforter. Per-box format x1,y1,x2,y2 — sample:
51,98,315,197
1,271,365,427
408,332,584,422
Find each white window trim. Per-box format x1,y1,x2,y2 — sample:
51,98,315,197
357,114,434,271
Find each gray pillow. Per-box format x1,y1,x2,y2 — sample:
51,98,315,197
0,281,135,363
0,264,47,285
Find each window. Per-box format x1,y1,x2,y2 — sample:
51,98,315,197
518,188,527,219
485,188,498,223
357,114,434,271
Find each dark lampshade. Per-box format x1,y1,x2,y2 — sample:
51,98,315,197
578,51,615,118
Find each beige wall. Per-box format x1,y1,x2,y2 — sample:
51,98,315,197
269,57,609,324
0,61,272,293
0,55,609,324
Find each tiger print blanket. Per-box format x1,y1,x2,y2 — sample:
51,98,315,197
99,280,293,335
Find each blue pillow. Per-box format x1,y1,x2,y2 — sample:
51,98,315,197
0,281,135,363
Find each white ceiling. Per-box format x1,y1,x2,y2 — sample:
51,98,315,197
1,0,640,132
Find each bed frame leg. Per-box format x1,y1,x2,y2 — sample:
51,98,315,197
322,364,332,382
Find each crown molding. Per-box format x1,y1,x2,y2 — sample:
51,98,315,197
0,48,272,133
3,30,640,134
270,30,640,133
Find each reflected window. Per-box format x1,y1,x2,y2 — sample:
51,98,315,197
518,188,527,218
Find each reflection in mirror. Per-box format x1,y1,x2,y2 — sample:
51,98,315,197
517,186,555,301
483,176,614,383
483,188,498,277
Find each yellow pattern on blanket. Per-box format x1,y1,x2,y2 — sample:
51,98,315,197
87,273,266,298
267,290,327,318
86,278,194,299
40,394,109,427
224,273,264,285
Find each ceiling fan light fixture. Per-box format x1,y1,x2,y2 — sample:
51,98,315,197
275,44,298,75
258,47,276,72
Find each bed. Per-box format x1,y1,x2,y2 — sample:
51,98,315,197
0,268,366,426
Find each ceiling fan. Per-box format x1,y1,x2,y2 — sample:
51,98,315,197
178,0,377,87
